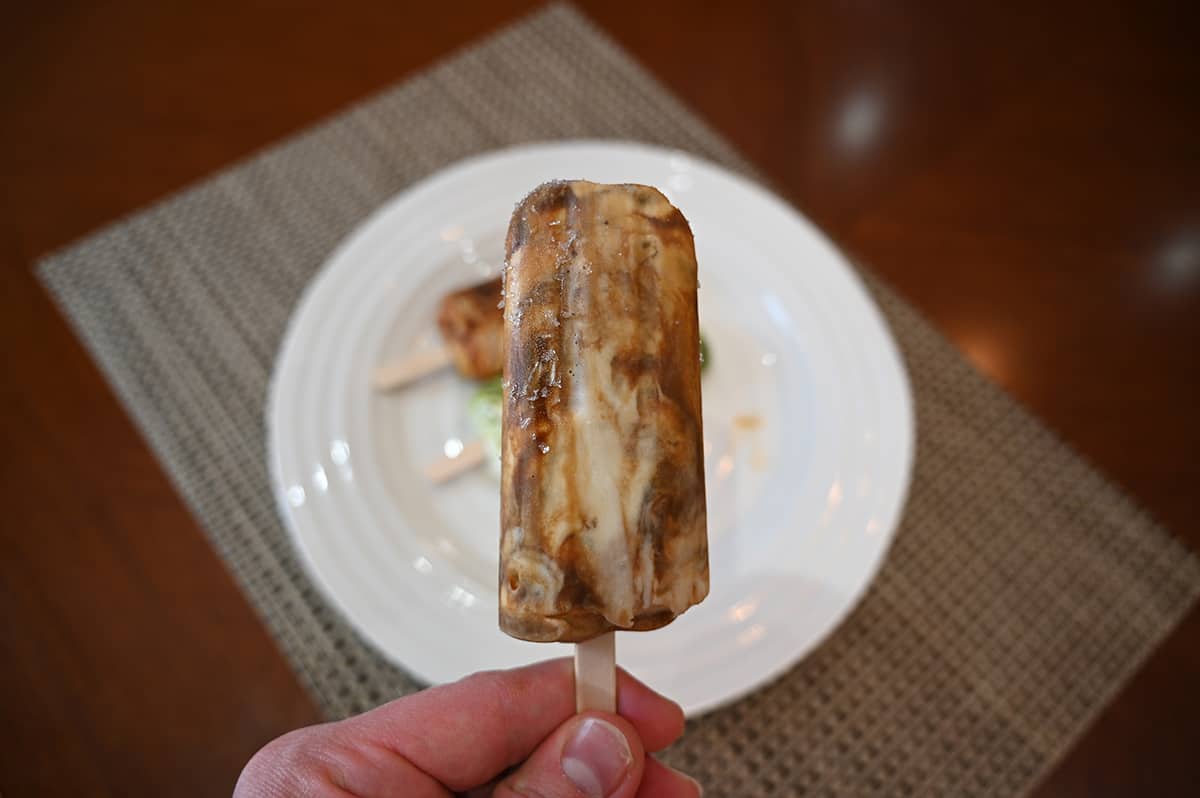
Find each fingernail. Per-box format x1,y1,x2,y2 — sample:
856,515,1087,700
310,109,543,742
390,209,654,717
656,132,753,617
561,717,633,797
685,773,705,796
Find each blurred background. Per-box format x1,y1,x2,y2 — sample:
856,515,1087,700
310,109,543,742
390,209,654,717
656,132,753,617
3,1,1197,795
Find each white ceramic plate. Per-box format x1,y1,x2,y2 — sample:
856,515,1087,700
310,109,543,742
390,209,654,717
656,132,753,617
269,141,913,716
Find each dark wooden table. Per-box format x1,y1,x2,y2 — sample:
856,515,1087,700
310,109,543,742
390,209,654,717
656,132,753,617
3,1,1197,795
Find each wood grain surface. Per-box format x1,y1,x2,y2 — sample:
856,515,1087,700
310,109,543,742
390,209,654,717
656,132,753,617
2,1,1197,795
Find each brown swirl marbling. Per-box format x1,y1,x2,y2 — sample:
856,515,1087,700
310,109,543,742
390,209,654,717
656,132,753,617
499,180,709,643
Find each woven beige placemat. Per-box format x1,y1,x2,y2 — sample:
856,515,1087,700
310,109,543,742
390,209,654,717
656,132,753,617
36,4,1199,796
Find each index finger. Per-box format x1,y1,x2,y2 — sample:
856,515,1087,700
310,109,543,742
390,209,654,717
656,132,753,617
338,658,684,791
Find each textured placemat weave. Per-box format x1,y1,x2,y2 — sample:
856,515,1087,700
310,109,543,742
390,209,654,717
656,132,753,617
36,4,1200,796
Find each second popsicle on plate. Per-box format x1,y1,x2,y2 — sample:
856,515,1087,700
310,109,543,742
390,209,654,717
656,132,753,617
499,180,709,648
373,277,505,390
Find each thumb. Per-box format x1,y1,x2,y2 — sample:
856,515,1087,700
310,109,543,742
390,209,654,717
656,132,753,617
493,712,645,798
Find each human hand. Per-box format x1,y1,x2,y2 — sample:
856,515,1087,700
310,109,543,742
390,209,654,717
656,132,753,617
234,658,701,797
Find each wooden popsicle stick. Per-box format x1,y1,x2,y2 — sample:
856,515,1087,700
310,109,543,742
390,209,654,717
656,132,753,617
372,347,454,391
424,439,486,484
574,632,617,712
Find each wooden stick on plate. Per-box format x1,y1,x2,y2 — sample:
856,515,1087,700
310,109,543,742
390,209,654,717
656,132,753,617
423,439,486,483
372,347,454,391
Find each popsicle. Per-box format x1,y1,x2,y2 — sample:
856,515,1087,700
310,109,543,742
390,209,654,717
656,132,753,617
436,277,505,379
499,181,709,707
372,277,504,390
